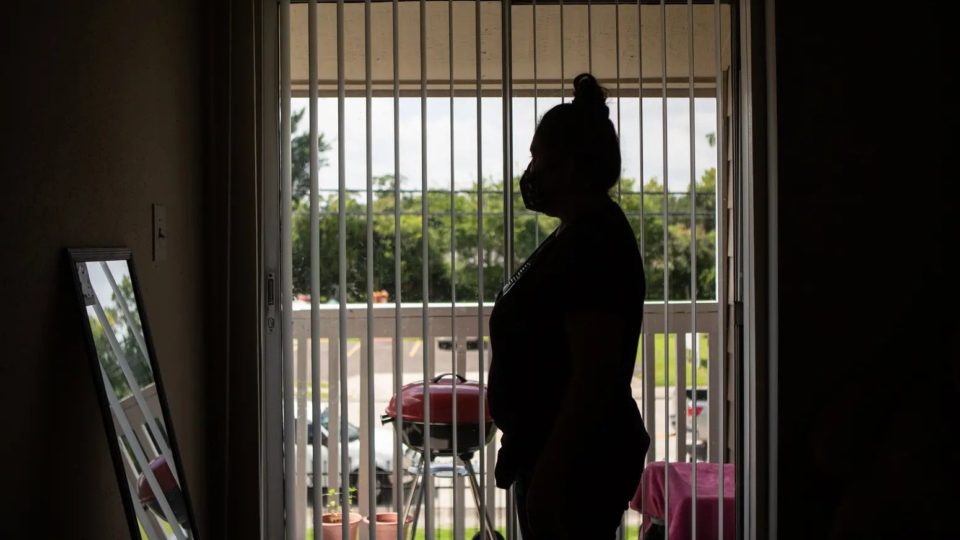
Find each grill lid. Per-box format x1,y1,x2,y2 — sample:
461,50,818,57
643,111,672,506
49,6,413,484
137,455,179,504
384,373,492,424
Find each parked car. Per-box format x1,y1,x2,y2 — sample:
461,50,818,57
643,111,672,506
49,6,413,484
669,388,708,461
437,337,486,351
300,407,415,505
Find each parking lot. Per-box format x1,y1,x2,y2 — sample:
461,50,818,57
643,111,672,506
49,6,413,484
297,336,690,463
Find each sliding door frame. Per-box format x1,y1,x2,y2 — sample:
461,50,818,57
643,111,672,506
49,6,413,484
254,0,778,538
736,0,776,538
260,0,285,537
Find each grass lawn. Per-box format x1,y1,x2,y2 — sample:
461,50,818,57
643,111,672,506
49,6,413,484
298,334,707,400
639,333,710,387
138,520,174,538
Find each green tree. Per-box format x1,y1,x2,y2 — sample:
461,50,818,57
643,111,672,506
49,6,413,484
289,112,719,304
292,175,510,302
90,276,153,399
621,169,717,302
291,108,332,202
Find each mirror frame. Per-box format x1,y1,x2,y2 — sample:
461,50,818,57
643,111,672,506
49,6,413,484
66,247,200,539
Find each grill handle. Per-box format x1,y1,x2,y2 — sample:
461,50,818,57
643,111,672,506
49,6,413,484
380,414,395,425
432,373,468,383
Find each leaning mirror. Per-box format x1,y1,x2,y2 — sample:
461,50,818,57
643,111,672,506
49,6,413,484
67,248,198,539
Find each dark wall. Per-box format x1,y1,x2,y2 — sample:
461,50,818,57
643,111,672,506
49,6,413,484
0,1,209,537
774,3,959,538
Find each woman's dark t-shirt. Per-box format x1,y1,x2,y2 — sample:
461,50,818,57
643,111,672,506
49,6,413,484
488,196,650,491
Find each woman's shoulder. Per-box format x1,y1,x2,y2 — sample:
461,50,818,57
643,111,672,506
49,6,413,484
558,203,643,290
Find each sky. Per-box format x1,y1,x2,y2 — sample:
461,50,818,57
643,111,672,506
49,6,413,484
86,260,131,316
83,260,152,366
291,96,719,193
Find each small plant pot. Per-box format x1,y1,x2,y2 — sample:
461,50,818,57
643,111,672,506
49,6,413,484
362,512,413,539
321,512,362,540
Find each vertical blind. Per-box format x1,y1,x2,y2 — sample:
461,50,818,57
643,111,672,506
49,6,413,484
277,1,734,538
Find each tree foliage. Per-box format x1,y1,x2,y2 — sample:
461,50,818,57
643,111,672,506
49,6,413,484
289,109,718,303
90,276,153,399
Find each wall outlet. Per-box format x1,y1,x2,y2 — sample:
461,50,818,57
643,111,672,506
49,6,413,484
153,204,167,262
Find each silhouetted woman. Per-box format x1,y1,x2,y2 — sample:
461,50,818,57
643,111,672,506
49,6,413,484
488,73,650,539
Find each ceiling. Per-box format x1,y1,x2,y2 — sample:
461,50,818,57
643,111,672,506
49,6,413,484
288,1,733,97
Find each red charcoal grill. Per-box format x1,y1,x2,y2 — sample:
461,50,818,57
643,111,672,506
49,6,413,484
382,373,503,540
136,455,189,526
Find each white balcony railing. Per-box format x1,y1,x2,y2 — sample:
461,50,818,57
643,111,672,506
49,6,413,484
287,301,721,538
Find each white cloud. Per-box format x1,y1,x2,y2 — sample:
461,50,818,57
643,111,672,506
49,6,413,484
293,95,718,194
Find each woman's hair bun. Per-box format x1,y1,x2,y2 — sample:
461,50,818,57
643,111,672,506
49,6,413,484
572,73,609,118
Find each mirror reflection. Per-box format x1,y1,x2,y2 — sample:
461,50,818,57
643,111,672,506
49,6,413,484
76,259,195,539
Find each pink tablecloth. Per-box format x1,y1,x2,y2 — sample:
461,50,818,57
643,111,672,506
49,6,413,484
630,462,735,540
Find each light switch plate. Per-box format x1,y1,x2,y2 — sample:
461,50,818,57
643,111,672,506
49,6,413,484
153,204,167,262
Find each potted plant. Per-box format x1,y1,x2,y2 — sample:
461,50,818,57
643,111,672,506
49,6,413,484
362,511,413,539
321,487,362,540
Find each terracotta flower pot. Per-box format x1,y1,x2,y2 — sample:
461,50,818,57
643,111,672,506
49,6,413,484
362,512,413,539
321,512,362,540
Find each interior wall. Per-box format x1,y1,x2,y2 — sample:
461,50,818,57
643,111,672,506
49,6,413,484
773,3,958,538
0,1,209,536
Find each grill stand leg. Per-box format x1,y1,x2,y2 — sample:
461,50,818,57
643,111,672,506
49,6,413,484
402,448,498,540
408,481,426,540
404,458,427,540
460,453,498,540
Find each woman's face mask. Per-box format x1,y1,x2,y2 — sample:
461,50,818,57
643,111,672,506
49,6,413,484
519,162,549,212
520,159,573,214
522,134,577,214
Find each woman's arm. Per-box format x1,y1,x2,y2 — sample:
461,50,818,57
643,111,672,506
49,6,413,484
524,309,626,536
